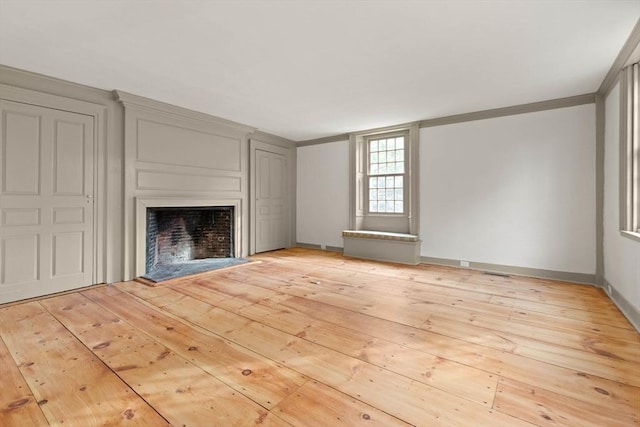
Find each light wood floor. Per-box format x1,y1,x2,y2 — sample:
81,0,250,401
1,248,639,426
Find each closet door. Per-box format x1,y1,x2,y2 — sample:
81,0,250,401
0,100,94,303
255,148,287,253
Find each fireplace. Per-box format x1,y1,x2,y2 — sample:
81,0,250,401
135,197,243,278
145,206,234,273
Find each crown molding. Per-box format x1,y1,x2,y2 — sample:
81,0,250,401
297,133,350,147
598,18,640,96
250,130,297,148
419,93,595,128
299,93,595,147
114,90,256,134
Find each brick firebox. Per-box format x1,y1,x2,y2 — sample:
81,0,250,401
145,206,234,273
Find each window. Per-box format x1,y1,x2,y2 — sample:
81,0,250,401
621,62,639,235
367,133,407,214
349,123,419,234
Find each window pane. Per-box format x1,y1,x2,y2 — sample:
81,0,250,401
379,163,387,174
397,162,404,173
378,201,385,212
378,177,385,188
394,201,403,213
386,189,394,199
370,177,377,188
370,152,378,163
395,176,403,187
395,188,403,200
369,201,377,212
379,152,386,163
377,189,385,200
395,138,404,149
370,140,378,152
379,139,386,151
371,164,379,174
387,139,395,150
386,176,394,187
386,201,394,212
395,149,404,161
369,189,377,200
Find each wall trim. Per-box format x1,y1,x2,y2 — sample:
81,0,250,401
598,18,640,96
298,133,350,147
298,94,595,147
420,256,597,286
115,90,256,134
419,93,595,129
595,94,605,285
603,278,640,332
251,130,297,149
296,242,322,249
325,245,343,253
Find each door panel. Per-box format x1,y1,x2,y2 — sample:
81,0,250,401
255,149,287,253
0,100,94,303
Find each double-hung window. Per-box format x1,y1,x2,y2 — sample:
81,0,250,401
367,133,407,214
621,61,639,236
349,123,419,234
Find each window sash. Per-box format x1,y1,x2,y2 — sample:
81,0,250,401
364,133,408,215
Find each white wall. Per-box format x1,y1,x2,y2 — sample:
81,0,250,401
420,105,596,274
603,83,640,312
297,141,349,248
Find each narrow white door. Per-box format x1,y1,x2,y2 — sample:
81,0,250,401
0,100,94,303
255,149,287,253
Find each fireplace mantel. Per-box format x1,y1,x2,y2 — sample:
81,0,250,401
135,197,242,277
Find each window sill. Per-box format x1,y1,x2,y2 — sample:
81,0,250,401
620,230,640,243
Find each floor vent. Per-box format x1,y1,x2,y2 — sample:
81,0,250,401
483,271,510,278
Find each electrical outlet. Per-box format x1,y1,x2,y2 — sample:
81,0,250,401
460,261,470,267
607,284,612,294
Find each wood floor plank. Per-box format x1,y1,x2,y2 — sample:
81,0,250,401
3,248,638,426
490,294,634,330
273,380,411,426
39,293,287,426
494,378,638,426
214,260,640,384
0,302,168,426
176,279,500,407
0,336,48,426
83,285,308,409
278,294,640,419
147,288,534,426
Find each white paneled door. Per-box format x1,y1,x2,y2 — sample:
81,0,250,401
0,100,94,303
255,148,287,253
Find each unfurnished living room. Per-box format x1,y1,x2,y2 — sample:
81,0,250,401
1,1,639,426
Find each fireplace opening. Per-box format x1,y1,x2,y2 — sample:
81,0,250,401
143,206,246,282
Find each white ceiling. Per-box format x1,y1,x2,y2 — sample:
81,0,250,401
1,1,639,141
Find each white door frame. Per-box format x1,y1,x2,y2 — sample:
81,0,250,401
249,138,294,255
0,84,107,286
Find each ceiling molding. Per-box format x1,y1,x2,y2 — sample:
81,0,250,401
114,90,256,134
598,18,640,96
250,130,297,148
297,134,350,147
419,93,595,128
299,93,595,147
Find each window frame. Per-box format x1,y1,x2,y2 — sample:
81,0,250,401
364,130,409,216
620,61,640,239
348,122,419,235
